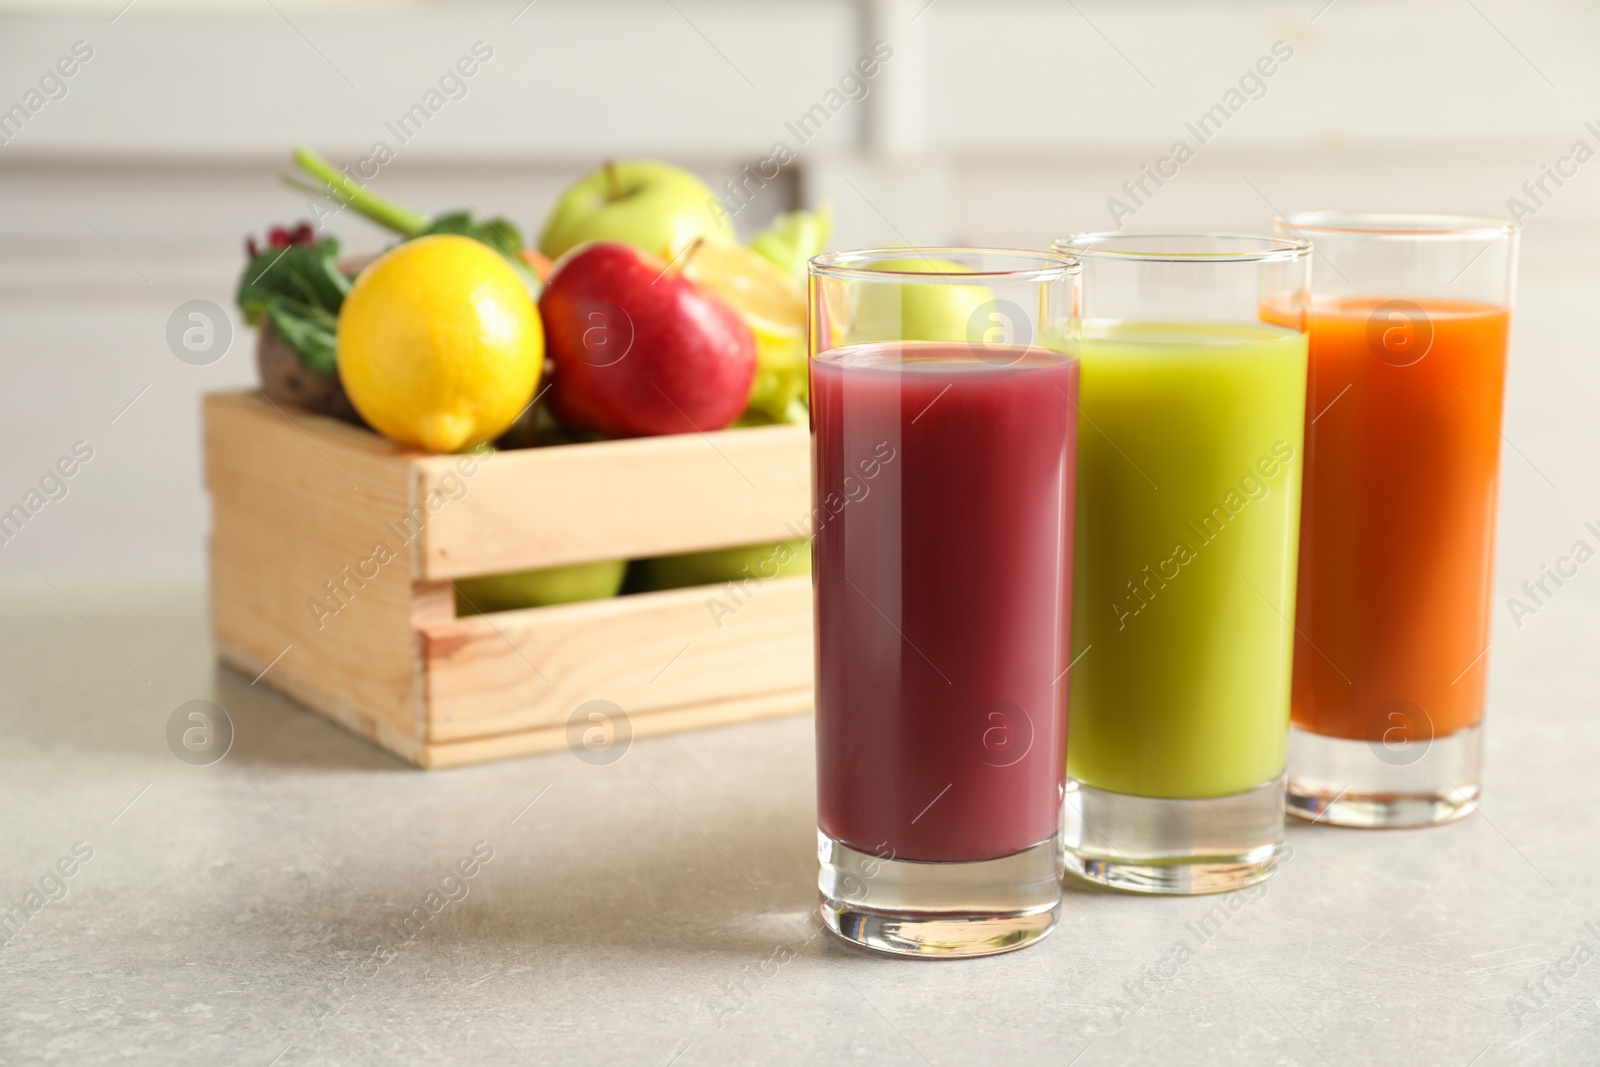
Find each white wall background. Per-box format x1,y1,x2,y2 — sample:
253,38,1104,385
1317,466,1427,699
2,0,1598,594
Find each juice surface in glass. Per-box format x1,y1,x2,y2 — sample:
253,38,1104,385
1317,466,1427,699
1290,296,1510,742
1068,321,1307,799
811,342,1077,863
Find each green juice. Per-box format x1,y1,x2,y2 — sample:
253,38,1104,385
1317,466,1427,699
1067,321,1308,798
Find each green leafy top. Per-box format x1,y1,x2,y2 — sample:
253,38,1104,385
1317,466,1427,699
289,146,536,284
417,211,535,286
236,237,349,374
236,147,541,375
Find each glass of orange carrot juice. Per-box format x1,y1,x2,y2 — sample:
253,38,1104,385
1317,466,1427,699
1269,213,1518,828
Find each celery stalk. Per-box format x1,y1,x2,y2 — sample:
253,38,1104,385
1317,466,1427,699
292,145,429,237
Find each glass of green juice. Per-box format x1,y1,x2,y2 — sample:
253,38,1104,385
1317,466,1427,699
1048,233,1311,895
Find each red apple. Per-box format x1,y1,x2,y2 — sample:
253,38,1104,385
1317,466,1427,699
539,242,756,437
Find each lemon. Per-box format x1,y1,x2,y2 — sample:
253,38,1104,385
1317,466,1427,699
679,239,807,421
338,235,543,453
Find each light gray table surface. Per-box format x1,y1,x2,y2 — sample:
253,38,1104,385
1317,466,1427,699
0,576,1596,1067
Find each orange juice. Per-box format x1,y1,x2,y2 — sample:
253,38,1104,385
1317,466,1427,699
1290,296,1510,742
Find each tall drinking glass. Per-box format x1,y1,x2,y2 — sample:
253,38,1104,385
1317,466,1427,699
809,248,1080,957
1049,234,1310,894
1272,213,1519,828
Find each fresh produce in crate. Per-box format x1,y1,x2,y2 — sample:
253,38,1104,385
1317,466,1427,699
256,318,361,424
236,228,353,420
230,146,835,618
539,241,756,438
531,179,833,588
455,559,628,614
852,256,996,343
338,235,544,453
537,160,736,260
742,208,831,424
238,147,543,423
678,237,808,425
748,205,833,286
632,539,811,593
288,146,538,287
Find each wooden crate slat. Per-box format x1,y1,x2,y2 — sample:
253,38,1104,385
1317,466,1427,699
412,424,812,579
414,689,815,769
421,576,814,742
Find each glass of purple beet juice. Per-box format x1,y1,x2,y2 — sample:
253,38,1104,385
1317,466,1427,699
807,248,1081,957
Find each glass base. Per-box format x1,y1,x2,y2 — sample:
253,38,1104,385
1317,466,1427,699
1060,776,1286,895
816,831,1061,958
1285,722,1482,828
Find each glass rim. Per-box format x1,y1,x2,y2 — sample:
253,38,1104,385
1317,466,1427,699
808,246,1081,282
1277,211,1517,239
1050,232,1311,264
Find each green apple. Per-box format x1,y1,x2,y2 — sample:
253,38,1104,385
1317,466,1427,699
851,257,996,345
632,539,810,592
454,559,627,614
538,160,736,260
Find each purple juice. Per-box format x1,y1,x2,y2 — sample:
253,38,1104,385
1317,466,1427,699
810,342,1078,863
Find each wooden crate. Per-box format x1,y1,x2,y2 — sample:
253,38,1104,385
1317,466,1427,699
203,392,814,768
